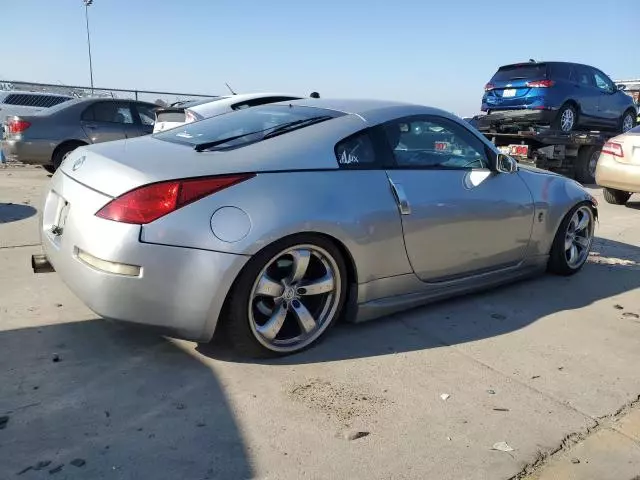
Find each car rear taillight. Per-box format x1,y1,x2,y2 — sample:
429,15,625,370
484,83,495,92
96,174,255,224
526,80,555,88
601,142,624,158
6,118,31,134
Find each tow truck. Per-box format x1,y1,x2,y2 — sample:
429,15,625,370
473,113,617,184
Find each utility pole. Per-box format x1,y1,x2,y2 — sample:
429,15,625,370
83,0,94,93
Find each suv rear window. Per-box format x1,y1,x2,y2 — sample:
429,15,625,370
2,93,71,108
155,104,344,150
490,64,548,82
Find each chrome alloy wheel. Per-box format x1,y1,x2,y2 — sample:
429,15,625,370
622,113,634,133
564,206,594,269
248,245,342,353
560,108,575,132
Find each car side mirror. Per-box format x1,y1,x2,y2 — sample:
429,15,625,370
617,84,626,91
496,153,518,173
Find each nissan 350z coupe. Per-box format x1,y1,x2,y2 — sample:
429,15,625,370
38,98,598,357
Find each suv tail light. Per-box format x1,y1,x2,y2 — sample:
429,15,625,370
96,174,255,224
484,83,495,92
6,118,31,134
526,80,555,88
601,142,624,158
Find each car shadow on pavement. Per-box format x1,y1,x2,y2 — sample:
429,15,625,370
200,237,640,365
0,320,252,480
0,203,37,224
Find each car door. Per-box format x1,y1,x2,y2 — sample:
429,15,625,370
380,115,534,282
592,68,624,127
131,102,157,136
571,65,600,125
80,101,138,143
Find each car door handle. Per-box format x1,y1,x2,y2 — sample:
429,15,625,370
388,179,411,215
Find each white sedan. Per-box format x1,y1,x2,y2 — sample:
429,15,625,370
153,93,304,133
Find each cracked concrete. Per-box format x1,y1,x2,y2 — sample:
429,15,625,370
2,166,640,479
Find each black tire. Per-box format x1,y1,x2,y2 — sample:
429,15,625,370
52,142,85,171
547,202,595,276
618,110,637,133
42,165,56,174
574,145,600,185
552,103,578,132
603,188,631,205
223,234,348,358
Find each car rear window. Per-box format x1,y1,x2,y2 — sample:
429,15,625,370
491,64,548,82
154,104,344,150
2,93,72,108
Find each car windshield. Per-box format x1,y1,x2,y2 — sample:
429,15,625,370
154,104,343,150
491,64,548,82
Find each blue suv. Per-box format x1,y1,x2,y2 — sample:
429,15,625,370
481,61,636,133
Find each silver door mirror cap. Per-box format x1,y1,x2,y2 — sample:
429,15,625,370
496,153,518,173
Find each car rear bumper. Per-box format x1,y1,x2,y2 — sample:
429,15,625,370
595,153,640,194
3,138,54,165
40,170,249,342
476,109,557,130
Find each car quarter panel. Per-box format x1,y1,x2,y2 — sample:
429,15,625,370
517,166,596,257
41,171,248,342
140,170,412,283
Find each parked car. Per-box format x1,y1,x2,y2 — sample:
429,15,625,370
2,98,158,173
481,61,637,133
595,124,640,205
35,98,597,357
153,93,304,133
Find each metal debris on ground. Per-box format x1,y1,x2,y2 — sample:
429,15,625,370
487,389,496,395
571,458,580,464
614,304,624,310
48,464,64,474
70,458,86,467
493,408,510,412
492,441,514,452
51,354,60,363
440,393,450,401
0,415,9,429
623,312,640,319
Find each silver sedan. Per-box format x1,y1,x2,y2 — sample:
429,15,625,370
36,99,598,357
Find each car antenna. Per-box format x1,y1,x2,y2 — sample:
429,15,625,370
225,82,237,95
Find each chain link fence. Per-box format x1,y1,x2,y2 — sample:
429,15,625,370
0,80,218,106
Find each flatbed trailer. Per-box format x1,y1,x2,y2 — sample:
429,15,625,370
475,118,617,184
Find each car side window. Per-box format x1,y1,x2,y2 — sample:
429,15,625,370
593,70,615,93
575,66,594,87
335,130,378,168
381,116,489,169
90,102,134,124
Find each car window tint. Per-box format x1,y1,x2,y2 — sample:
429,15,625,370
575,66,594,87
92,102,134,124
382,117,488,169
551,63,571,80
335,131,377,167
136,104,156,126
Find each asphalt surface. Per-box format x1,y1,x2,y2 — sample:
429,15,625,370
1,166,640,480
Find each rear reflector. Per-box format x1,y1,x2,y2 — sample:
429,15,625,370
96,174,255,224
76,248,141,276
601,142,624,158
526,80,555,88
6,118,31,134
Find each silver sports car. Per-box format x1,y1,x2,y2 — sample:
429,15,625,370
35,98,598,357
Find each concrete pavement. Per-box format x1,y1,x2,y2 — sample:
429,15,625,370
1,166,640,479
